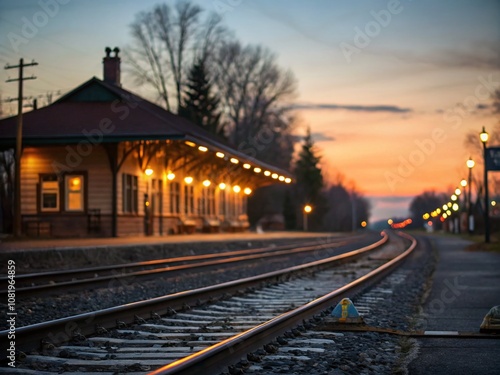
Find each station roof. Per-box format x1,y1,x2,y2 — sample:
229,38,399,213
0,77,292,179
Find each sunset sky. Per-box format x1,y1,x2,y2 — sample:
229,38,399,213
1,0,499,222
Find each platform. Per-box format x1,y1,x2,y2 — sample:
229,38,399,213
408,235,500,375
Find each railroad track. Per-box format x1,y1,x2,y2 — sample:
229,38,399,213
0,235,359,299
0,231,417,374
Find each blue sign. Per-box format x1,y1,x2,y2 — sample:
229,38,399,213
486,147,500,171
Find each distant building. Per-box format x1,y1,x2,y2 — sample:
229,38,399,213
0,48,292,237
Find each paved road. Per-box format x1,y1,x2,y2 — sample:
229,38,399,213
408,235,500,375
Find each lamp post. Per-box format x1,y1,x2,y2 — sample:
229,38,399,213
466,157,475,234
460,179,467,210
460,179,467,233
455,188,462,233
451,193,458,233
480,127,490,243
303,204,312,231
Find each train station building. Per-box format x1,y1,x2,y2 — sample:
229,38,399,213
0,48,292,238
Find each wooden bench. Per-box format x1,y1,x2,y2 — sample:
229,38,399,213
203,219,220,233
179,219,196,234
25,220,51,237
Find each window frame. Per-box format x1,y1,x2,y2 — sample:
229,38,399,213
38,172,88,214
122,173,138,214
169,181,180,214
39,174,60,212
201,186,215,216
64,174,85,212
152,178,162,216
184,184,194,215
219,188,227,217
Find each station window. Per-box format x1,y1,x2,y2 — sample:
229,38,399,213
200,186,215,216
39,173,86,212
151,179,162,215
219,189,227,217
40,175,59,212
242,196,248,215
231,193,242,217
169,181,180,214
65,175,84,211
122,173,138,213
184,185,194,215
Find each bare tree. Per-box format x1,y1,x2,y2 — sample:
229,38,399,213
212,42,297,144
465,89,500,151
128,10,172,109
126,1,226,112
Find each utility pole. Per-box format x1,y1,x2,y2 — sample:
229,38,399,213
5,58,38,237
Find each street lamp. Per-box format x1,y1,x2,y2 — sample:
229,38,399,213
450,192,459,233
460,179,467,232
303,204,312,231
460,179,467,209
480,127,490,243
466,157,475,234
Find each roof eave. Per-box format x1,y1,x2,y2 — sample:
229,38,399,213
184,134,294,180
0,134,186,147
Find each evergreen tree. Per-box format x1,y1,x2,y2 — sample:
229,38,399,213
293,127,327,230
179,58,224,137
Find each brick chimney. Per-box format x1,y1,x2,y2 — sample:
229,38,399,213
103,47,121,86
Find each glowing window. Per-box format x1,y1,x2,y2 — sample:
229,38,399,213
65,175,84,211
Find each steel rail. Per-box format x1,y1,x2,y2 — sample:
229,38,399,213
0,232,388,353
0,237,356,298
149,231,416,375
2,236,356,287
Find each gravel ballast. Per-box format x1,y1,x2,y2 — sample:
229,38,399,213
226,234,437,375
2,231,437,375
7,234,379,329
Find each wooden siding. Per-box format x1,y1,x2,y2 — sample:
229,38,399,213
117,215,143,237
21,145,113,215
21,143,250,237
23,213,113,238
